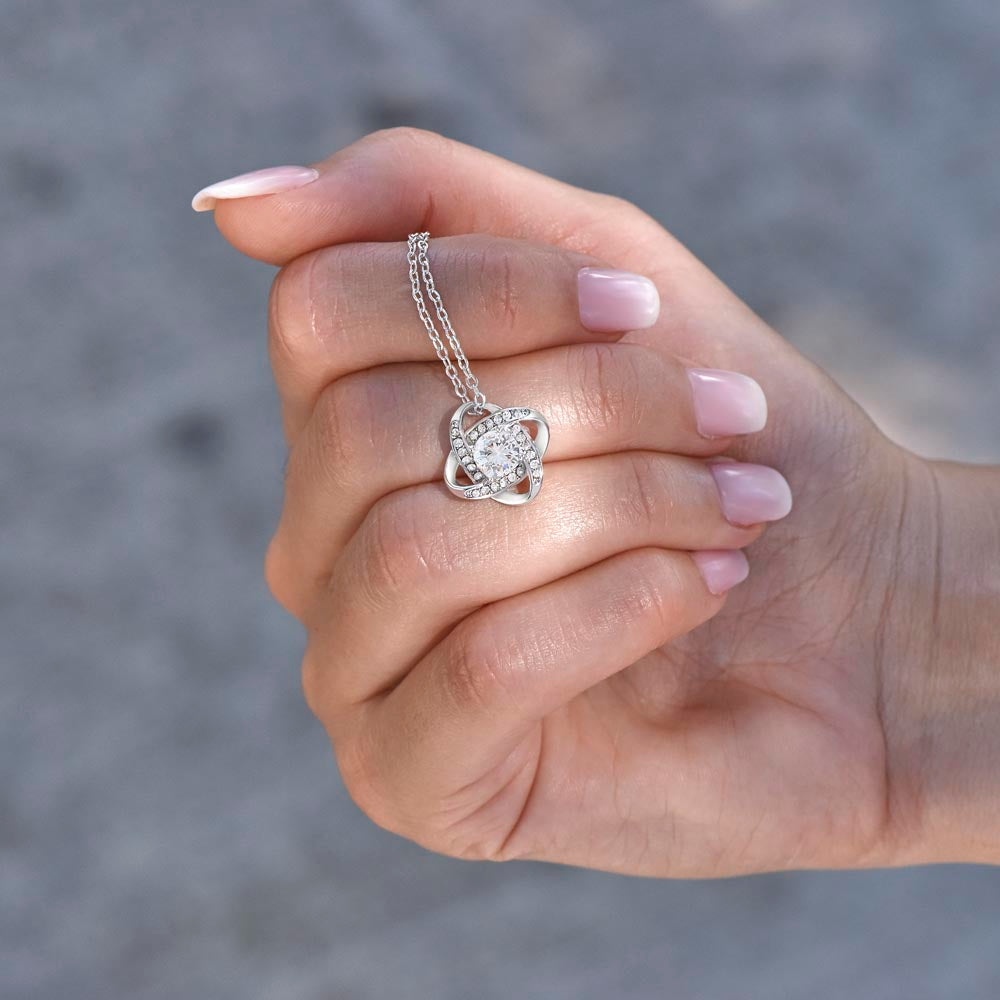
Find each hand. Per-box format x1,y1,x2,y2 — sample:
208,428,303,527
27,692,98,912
202,129,1000,876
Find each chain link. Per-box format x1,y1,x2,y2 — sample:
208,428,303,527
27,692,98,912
407,232,487,412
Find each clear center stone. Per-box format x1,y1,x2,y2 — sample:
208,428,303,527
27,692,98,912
472,424,522,479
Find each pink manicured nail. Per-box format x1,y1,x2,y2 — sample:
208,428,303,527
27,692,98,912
692,550,750,595
710,461,793,526
577,267,660,332
191,165,320,212
687,369,768,438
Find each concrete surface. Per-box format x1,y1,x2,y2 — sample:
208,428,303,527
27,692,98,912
3,1,999,997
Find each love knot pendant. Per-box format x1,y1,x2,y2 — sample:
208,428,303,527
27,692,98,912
444,401,550,505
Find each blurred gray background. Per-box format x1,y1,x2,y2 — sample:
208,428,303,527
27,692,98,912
4,1,1000,998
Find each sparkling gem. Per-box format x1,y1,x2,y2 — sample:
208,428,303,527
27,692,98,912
472,424,524,480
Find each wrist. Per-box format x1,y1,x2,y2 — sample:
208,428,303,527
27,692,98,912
880,455,1000,865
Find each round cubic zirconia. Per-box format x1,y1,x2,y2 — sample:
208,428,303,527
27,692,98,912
473,424,523,480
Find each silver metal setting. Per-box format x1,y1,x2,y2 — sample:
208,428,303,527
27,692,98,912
444,401,550,505
408,232,549,504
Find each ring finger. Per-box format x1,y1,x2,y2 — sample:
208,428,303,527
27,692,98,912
296,449,790,710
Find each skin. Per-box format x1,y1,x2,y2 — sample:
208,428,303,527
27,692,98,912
208,127,1000,877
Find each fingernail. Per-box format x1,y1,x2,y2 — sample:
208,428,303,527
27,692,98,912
191,165,320,212
577,267,660,332
687,369,768,438
710,461,793,526
692,550,750,595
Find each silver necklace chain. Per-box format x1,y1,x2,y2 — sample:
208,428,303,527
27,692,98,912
407,232,487,413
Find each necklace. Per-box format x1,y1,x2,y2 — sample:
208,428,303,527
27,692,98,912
407,232,549,505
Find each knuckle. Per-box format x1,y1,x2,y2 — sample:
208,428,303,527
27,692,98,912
338,127,457,231
431,240,524,335
476,244,521,333
270,246,369,369
362,125,453,159
336,718,487,856
569,343,645,437
309,365,414,495
267,252,318,368
310,374,386,480
355,128,455,230
359,491,456,607
307,384,351,487
616,549,681,634
441,617,522,716
362,495,421,601
617,452,666,528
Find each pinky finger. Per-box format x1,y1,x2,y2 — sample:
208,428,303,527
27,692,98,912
351,546,747,832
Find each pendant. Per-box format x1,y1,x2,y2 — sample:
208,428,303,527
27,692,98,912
444,401,550,505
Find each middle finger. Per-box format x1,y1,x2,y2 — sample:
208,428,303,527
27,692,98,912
270,342,767,608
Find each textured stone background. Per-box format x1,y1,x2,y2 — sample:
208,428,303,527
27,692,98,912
4,2,1000,998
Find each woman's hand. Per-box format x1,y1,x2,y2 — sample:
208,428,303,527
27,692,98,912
201,128,1000,876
